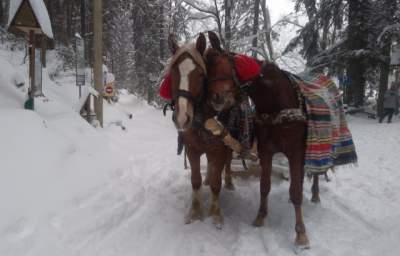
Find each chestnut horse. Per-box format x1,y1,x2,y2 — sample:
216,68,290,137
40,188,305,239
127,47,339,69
204,31,310,248
167,33,233,227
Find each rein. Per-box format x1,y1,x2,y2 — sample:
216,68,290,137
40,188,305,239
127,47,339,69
208,52,306,126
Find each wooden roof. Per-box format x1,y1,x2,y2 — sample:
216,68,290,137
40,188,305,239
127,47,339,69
8,0,53,38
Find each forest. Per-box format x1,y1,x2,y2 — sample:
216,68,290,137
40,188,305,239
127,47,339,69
1,0,400,114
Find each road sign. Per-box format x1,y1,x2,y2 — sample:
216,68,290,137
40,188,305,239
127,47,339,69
391,44,400,66
104,83,115,97
76,35,85,86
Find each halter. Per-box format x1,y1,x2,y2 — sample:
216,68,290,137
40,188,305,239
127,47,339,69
207,54,252,96
163,46,208,117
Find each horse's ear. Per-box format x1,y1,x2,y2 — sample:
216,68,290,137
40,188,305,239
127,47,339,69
196,33,206,56
169,34,179,54
208,31,222,52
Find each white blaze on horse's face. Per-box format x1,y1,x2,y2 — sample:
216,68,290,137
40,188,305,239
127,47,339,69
177,58,196,131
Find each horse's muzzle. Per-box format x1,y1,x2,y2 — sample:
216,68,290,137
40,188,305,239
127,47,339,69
173,111,192,132
210,92,234,112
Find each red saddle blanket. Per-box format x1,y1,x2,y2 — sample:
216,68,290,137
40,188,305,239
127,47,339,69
159,54,260,99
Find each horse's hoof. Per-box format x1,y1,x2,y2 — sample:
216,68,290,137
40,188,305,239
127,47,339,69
295,233,310,249
185,207,203,224
252,215,265,227
185,211,203,224
293,243,310,255
311,196,320,203
224,182,235,191
212,214,223,229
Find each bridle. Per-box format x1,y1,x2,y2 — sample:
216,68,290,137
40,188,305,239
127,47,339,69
173,75,207,108
163,54,207,117
167,69,208,127
207,53,253,97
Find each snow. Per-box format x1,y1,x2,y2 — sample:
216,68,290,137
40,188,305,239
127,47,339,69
8,0,54,39
1,43,400,256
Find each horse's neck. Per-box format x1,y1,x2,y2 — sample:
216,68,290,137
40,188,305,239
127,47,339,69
249,65,299,114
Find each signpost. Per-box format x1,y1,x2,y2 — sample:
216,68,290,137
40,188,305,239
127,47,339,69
75,34,85,98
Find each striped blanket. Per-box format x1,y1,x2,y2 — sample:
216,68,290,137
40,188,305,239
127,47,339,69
297,74,358,174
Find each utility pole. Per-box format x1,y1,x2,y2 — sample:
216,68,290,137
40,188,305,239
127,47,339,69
81,0,88,65
81,0,91,121
93,0,103,126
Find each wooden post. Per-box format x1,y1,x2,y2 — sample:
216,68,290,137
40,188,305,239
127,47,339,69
41,37,47,68
29,30,35,96
93,0,103,126
24,30,36,110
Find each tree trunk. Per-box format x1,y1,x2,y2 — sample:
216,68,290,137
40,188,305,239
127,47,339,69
0,0,4,27
303,0,319,65
346,0,369,106
260,0,274,61
251,0,260,58
224,0,232,51
378,49,390,117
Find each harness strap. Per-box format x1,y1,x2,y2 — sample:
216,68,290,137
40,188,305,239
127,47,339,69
256,108,306,125
163,101,175,116
175,89,197,104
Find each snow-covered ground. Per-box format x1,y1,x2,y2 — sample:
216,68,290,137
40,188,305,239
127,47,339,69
1,46,400,255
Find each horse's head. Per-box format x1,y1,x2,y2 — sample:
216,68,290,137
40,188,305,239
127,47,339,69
204,31,239,112
168,33,207,132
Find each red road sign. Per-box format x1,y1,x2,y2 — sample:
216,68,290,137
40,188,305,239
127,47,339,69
105,86,113,94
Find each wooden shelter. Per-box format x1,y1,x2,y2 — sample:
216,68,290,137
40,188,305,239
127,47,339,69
8,0,53,39
7,0,53,110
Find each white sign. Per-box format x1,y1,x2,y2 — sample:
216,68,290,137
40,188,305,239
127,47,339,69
390,44,400,66
34,48,42,96
76,37,85,86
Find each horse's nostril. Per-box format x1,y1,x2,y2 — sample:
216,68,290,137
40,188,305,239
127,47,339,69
213,93,223,104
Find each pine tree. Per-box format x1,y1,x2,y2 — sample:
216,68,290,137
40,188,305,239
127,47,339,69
346,0,371,107
0,0,4,27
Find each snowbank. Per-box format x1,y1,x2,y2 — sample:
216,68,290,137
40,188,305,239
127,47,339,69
0,44,131,255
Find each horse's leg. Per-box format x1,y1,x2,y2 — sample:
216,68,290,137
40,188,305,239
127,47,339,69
203,161,211,186
311,174,320,203
253,152,273,227
185,147,203,224
208,151,227,228
224,150,234,190
288,153,310,248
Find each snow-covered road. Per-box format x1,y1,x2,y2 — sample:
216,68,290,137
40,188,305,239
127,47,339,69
2,92,400,256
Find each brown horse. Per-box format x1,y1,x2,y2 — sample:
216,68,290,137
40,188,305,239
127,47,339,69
204,31,311,248
167,33,233,227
